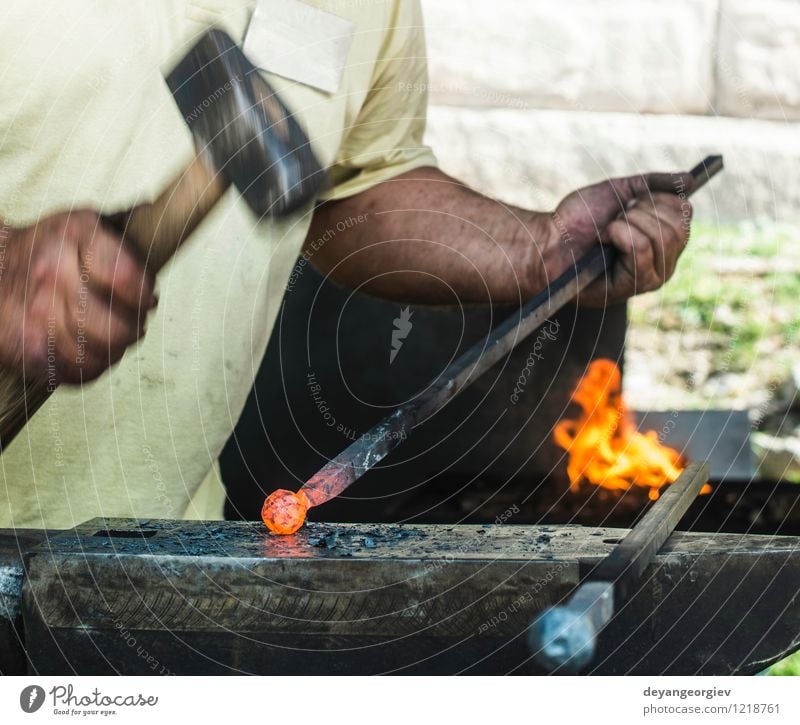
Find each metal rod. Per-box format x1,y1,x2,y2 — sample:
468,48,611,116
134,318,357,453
300,245,612,506
528,461,711,672
591,460,711,599
689,155,724,195
299,156,724,507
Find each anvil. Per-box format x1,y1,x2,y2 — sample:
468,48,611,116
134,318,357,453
2,517,799,675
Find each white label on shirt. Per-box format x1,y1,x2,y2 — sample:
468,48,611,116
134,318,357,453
244,0,355,94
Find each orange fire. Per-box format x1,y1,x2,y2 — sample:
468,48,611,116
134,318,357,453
554,359,710,500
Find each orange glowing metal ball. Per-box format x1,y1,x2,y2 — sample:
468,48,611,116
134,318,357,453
261,489,310,535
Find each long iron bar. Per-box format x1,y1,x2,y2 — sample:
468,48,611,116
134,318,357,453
528,461,711,672
300,156,724,507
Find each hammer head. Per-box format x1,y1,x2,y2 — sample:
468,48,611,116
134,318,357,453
166,28,326,217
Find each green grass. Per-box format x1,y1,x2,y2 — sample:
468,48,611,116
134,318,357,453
768,650,800,676
629,220,800,376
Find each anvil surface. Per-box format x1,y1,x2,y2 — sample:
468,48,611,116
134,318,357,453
3,518,799,675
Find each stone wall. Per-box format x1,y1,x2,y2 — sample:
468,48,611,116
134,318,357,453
422,0,800,223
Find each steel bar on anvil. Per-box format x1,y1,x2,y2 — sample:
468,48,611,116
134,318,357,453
593,462,710,599
11,515,800,675
301,155,723,505
529,462,709,672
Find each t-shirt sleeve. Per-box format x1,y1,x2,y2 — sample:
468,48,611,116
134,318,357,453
319,0,437,202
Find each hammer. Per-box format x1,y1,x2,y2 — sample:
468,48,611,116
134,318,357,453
0,28,325,450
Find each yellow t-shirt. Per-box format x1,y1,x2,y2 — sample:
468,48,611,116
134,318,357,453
0,0,436,529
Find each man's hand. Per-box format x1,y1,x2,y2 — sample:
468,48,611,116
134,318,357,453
303,166,694,308
549,172,694,306
0,210,156,383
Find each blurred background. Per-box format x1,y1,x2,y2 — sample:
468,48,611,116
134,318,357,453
422,0,800,484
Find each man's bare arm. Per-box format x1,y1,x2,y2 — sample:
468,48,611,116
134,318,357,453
307,167,552,304
306,166,693,307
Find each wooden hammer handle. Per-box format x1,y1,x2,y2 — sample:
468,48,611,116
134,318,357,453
0,154,228,450
109,154,228,273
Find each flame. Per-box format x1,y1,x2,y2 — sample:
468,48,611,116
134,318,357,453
554,359,711,500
